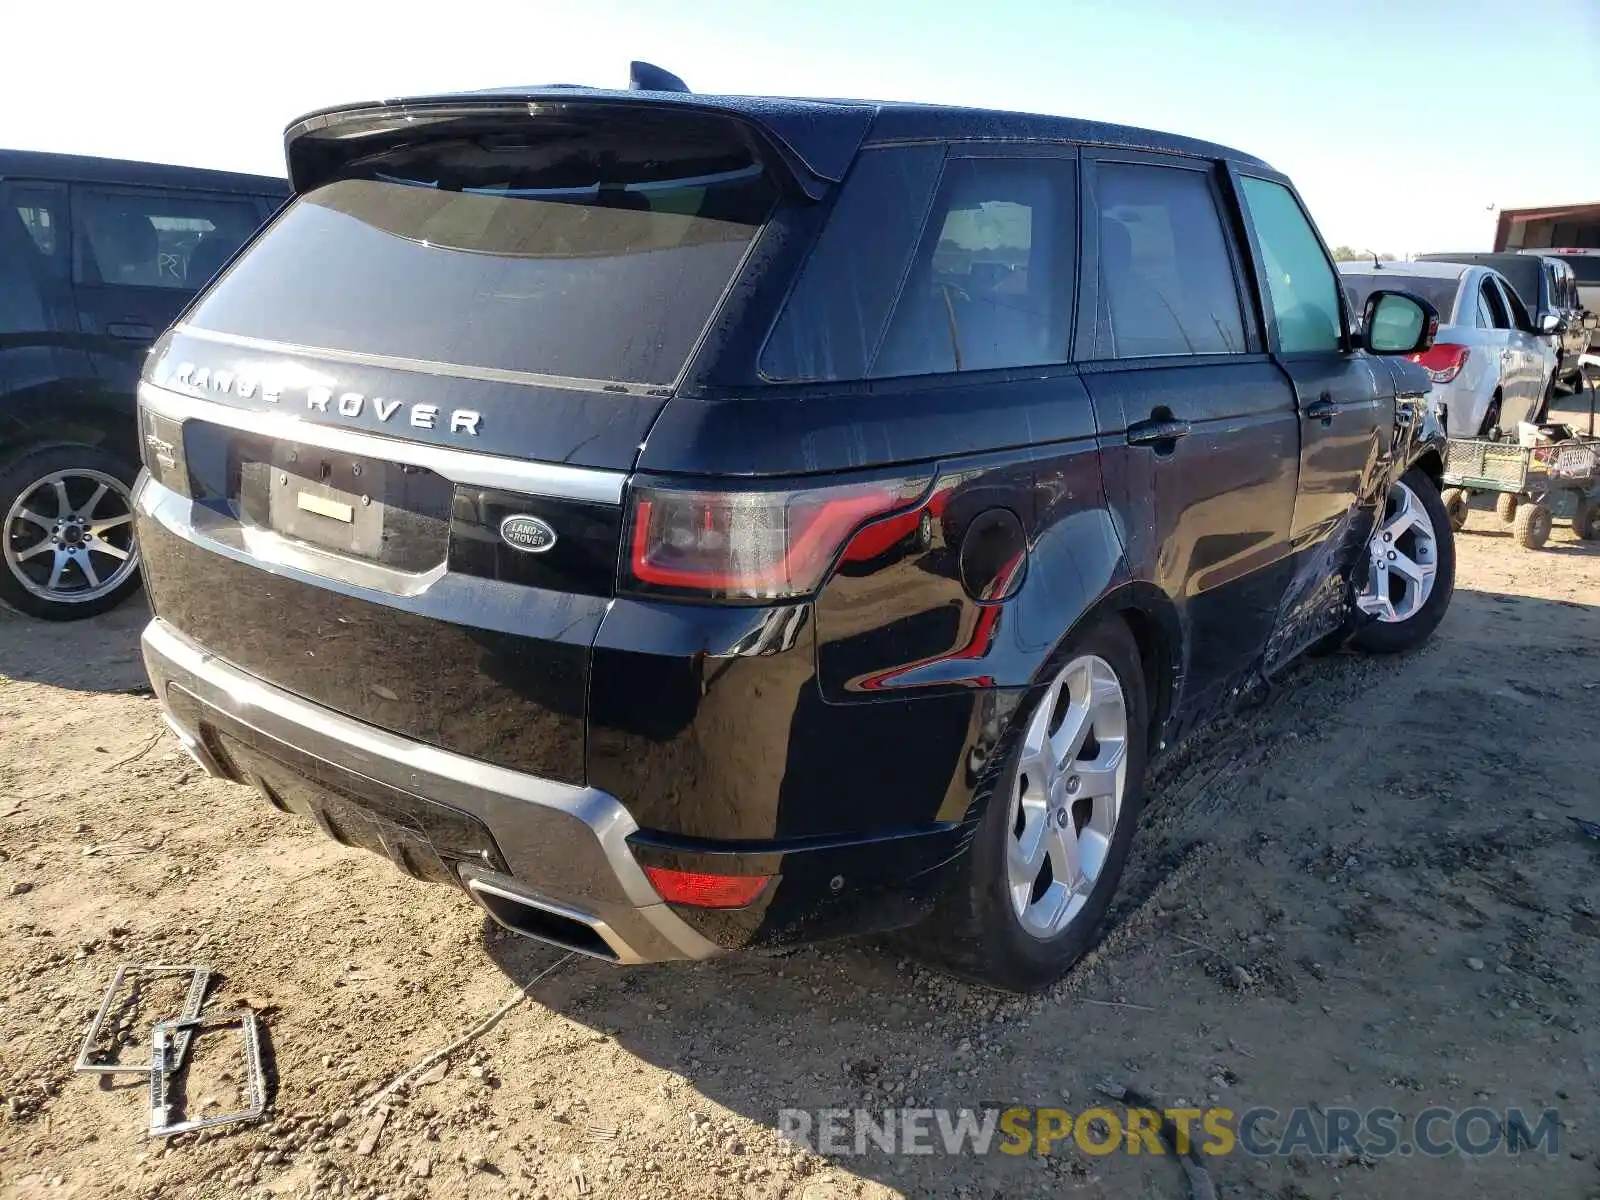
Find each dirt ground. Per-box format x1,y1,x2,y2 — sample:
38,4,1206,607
3,443,1598,1199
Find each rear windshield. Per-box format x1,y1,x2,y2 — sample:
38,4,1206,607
1341,273,1460,324
1550,253,1600,284
185,116,777,387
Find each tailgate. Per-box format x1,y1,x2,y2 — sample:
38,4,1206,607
135,104,782,781
136,371,624,783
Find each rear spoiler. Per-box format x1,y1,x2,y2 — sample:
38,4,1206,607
283,89,877,201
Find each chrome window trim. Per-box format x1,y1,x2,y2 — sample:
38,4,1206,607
137,380,627,504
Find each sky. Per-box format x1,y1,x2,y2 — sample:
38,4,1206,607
3,0,1597,255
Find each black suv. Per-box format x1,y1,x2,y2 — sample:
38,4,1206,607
134,76,1452,991
0,151,285,619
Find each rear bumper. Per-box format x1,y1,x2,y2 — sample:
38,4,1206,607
141,617,720,965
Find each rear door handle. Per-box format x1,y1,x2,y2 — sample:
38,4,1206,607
1126,418,1191,447
1305,395,1337,424
108,322,157,340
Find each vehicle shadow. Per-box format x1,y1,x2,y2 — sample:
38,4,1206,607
0,592,153,694
477,923,1131,1196
476,582,1600,1198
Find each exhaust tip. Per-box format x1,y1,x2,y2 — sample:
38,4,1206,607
465,876,622,962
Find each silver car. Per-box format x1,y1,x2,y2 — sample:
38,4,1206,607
1341,261,1555,437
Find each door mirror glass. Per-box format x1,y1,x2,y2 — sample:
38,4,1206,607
1538,311,1564,335
1363,290,1437,355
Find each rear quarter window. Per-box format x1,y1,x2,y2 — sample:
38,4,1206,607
759,145,944,382
761,150,1078,381
873,155,1076,377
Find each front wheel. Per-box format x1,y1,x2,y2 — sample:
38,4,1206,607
908,617,1148,992
1350,468,1456,654
0,444,142,621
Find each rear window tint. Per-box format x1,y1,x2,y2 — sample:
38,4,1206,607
186,119,777,387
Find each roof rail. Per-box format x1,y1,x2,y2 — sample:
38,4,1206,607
629,61,690,93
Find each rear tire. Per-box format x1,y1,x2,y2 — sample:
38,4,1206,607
909,616,1148,993
1536,372,1556,422
1513,502,1552,550
1478,397,1502,438
1573,498,1600,542
0,443,142,621
1495,492,1519,525
1441,487,1470,532
1351,468,1456,654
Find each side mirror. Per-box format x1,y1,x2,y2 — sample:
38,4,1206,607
1538,312,1565,335
1362,290,1438,356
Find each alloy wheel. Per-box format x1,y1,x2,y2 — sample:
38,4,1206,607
1006,654,1129,939
3,469,139,604
1355,479,1438,624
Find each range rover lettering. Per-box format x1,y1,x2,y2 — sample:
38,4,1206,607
135,66,1452,991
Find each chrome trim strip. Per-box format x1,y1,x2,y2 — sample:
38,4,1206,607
137,381,627,504
173,324,657,396
141,618,718,962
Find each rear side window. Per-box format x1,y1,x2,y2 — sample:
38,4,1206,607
1238,176,1342,354
186,115,778,387
1092,162,1246,359
872,156,1076,377
73,186,263,290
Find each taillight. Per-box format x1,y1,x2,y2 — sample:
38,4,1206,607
623,477,927,600
643,866,771,908
1408,343,1470,384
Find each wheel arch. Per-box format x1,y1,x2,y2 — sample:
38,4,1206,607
1408,446,1444,491
1033,581,1183,756
0,383,138,471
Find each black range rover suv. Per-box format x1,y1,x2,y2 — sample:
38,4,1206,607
135,74,1452,990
